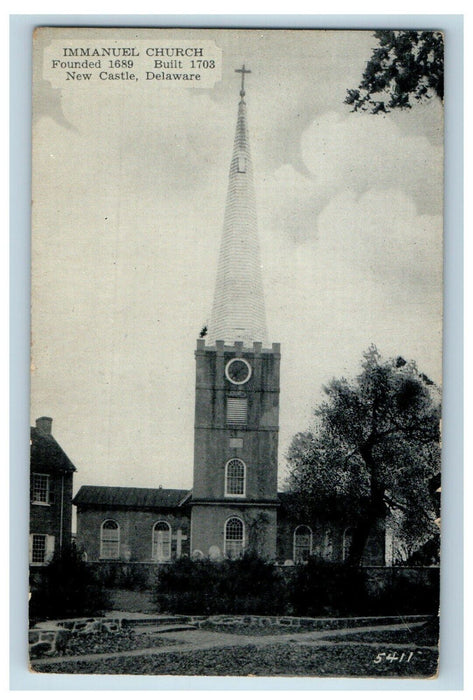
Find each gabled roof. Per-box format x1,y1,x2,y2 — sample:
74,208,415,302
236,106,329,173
30,427,77,473
73,485,191,509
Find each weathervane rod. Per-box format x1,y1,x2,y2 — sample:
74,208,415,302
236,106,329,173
235,64,251,97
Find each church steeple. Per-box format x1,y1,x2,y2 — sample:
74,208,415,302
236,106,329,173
207,66,268,347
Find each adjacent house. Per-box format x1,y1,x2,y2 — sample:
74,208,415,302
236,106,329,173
30,417,76,566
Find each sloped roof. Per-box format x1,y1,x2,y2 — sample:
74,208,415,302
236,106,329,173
30,427,77,473
73,485,191,509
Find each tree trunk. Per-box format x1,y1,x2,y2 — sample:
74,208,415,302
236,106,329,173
346,447,386,566
346,516,372,566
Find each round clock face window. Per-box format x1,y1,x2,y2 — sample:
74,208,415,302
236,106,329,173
225,358,252,385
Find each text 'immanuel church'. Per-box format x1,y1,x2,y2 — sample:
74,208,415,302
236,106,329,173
72,67,385,567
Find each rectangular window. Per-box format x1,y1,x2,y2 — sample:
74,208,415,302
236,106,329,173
32,473,50,504
31,534,47,563
226,397,247,424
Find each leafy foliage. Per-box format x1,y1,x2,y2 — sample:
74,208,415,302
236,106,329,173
290,560,368,616
286,347,441,565
289,558,439,617
29,545,111,623
155,552,287,615
345,30,444,113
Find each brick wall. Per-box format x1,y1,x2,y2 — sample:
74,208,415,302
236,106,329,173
76,506,190,562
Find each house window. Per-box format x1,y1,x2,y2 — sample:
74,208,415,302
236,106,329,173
152,521,172,562
100,520,120,559
342,527,354,561
32,473,50,504
224,517,244,559
226,397,247,424
31,534,47,564
293,525,312,563
225,459,246,496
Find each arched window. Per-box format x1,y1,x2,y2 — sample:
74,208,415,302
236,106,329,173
224,517,244,558
293,525,312,563
225,459,246,496
152,521,172,562
100,520,120,559
342,527,355,561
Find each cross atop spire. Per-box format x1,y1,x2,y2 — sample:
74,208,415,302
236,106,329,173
235,64,251,98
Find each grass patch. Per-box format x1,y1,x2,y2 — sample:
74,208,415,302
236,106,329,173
199,622,305,636
33,641,438,677
34,630,182,659
328,629,437,646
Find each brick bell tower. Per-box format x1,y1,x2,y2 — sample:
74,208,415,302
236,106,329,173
190,66,280,560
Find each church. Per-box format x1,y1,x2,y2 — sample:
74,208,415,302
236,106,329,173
73,67,385,568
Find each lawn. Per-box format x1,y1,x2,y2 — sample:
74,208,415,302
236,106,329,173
62,630,182,656
33,640,438,678
325,617,439,646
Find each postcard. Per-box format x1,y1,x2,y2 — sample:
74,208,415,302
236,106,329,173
29,27,442,678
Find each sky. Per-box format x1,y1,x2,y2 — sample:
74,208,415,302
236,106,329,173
30,28,443,498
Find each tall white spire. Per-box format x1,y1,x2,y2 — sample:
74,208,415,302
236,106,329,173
207,66,267,347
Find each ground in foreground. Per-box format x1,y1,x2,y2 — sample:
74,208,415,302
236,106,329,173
34,642,438,678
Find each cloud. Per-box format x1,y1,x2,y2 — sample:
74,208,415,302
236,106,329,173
259,185,442,463
301,111,443,213
263,185,441,352
257,109,442,247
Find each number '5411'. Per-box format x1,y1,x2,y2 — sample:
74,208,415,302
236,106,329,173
373,651,415,664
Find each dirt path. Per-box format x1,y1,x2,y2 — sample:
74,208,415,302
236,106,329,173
32,620,432,667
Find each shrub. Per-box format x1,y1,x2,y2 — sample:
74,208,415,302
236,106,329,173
289,559,368,617
289,559,439,617
155,552,288,615
368,568,440,615
29,545,111,624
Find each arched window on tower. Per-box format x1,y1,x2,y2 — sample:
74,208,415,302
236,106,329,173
224,517,244,559
100,519,120,559
293,525,312,563
152,521,172,562
225,459,246,496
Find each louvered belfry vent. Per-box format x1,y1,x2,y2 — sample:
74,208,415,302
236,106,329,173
226,397,248,424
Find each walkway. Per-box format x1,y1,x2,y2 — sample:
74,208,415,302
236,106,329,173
32,619,435,668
